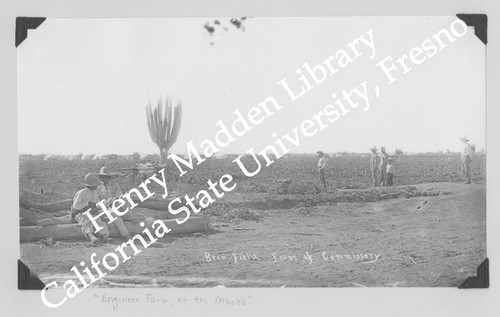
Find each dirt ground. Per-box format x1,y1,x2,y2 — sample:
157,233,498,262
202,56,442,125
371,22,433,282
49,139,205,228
20,182,486,288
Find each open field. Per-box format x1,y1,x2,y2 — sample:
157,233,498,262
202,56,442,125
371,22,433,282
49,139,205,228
19,154,486,287
19,153,485,199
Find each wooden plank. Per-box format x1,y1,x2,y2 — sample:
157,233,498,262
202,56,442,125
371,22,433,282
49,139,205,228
19,197,198,213
19,198,73,213
132,207,176,219
20,215,210,243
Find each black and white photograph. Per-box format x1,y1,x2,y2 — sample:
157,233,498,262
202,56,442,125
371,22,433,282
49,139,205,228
13,13,490,311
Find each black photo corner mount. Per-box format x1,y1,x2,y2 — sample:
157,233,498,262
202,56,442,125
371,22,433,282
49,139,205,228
18,260,45,290
458,258,489,289
456,14,487,45
15,17,46,47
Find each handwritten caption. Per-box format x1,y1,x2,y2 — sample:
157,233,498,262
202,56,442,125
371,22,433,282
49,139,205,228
204,251,381,264
95,293,251,310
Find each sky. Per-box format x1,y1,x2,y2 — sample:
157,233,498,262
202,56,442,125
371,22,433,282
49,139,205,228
17,17,485,155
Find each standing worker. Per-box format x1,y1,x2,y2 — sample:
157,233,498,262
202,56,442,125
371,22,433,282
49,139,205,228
379,146,389,186
460,137,475,184
386,157,394,186
369,146,380,187
317,151,328,192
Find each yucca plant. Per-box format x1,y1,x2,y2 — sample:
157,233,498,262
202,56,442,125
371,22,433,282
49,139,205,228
146,96,182,166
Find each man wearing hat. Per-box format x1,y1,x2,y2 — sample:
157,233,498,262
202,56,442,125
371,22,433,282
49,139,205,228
97,166,133,240
317,151,328,191
369,146,380,187
379,146,389,186
97,166,124,203
71,173,112,245
460,137,475,184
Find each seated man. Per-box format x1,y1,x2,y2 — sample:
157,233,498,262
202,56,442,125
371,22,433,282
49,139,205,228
71,173,112,245
97,166,137,240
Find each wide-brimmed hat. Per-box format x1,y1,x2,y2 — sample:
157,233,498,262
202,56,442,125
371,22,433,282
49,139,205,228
84,173,102,187
380,146,386,151
459,137,469,143
370,146,378,152
317,151,324,156
98,166,117,177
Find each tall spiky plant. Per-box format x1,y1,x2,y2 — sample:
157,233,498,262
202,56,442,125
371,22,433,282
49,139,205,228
146,96,182,166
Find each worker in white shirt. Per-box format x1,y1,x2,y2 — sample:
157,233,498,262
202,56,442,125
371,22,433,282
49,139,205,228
317,151,328,191
386,158,394,186
71,173,112,245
